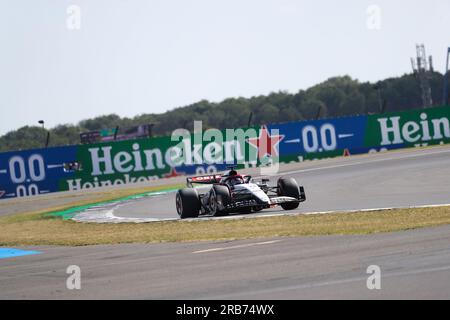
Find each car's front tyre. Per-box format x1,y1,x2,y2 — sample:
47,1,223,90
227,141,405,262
277,177,300,210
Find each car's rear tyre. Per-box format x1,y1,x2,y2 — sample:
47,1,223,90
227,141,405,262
176,188,201,219
277,177,300,210
210,185,231,216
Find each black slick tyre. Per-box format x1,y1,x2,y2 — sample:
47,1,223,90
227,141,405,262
176,188,201,219
277,177,300,210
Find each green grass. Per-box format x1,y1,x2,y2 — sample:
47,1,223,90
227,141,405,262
1,205,450,246
0,183,184,223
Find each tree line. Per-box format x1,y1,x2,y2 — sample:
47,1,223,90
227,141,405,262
1,72,448,152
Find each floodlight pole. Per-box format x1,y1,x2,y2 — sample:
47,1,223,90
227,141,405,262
38,120,49,147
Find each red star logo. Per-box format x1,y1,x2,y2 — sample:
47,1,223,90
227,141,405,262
163,167,184,178
247,125,284,159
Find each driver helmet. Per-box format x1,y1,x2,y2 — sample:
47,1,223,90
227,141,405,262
227,176,244,186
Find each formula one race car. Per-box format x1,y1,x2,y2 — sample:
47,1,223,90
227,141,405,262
175,167,306,219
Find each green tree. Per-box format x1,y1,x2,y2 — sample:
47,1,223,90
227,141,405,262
1,72,446,152
301,99,326,120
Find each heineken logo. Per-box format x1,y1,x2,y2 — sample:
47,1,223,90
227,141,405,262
87,125,282,177
378,112,450,145
87,140,246,177
63,124,284,191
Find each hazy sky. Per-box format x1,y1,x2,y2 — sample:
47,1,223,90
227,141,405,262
0,0,449,135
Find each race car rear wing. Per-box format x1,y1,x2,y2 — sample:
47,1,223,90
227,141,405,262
186,174,222,187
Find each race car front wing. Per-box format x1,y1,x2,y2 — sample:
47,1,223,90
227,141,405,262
223,186,306,210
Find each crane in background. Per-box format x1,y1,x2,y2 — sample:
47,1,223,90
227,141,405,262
411,44,433,108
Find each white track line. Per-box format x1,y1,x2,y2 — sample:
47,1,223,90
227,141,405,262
192,240,282,254
73,203,450,223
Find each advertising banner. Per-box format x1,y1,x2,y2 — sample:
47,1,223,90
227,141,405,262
1,105,449,200
365,106,450,148
0,146,77,200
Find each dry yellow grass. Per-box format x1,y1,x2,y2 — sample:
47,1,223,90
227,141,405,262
1,206,450,246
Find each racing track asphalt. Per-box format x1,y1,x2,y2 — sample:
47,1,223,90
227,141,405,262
2,145,450,299
110,145,450,221
1,225,450,299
